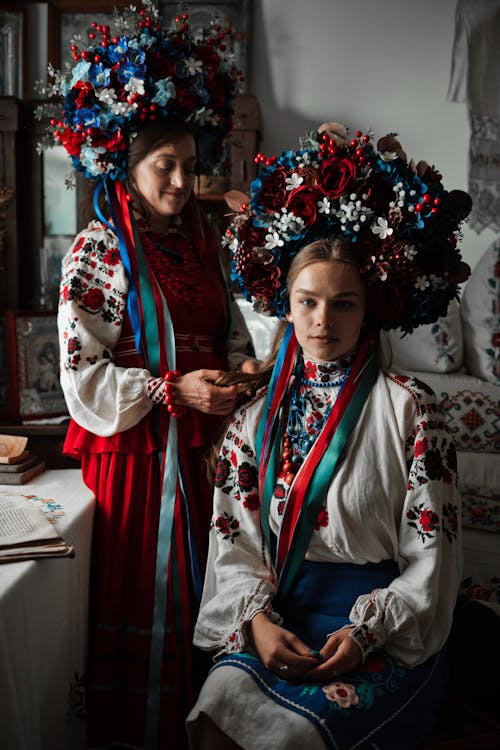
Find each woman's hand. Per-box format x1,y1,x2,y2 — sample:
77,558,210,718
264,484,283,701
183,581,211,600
248,612,321,680
174,369,238,415
301,626,362,682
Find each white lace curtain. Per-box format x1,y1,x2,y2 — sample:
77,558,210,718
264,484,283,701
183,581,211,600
447,0,500,234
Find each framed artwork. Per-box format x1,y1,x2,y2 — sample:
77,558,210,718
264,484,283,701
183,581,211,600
0,7,27,97
159,0,251,86
5,310,67,421
46,0,130,68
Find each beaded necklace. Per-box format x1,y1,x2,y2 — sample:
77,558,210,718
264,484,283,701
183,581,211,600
279,356,352,484
139,223,204,308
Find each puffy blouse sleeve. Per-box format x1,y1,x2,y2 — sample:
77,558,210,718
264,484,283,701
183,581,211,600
57,221,153,436
193,392,278,656
348,376,462,667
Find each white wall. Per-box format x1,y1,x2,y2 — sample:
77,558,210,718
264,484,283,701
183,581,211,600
250,0,497,270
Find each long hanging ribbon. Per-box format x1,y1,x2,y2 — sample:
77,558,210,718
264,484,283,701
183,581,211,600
93,180,144,359
255,323,298,549
256,334,378,599
276,346,378,600
94,179,190,748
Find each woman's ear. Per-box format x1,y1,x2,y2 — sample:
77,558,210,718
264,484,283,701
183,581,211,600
286,312,293,323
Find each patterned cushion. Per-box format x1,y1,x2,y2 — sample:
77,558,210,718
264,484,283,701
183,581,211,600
461,486,500,533
407,372,500,453
461,238,500,385
382,300,464,374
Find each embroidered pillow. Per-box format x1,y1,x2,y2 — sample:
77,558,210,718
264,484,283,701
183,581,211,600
382,299,464,374
408,371,500,453
461,239,500,385
461,487,500,533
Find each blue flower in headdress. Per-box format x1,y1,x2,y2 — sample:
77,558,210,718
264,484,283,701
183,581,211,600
152,77,176,106
79,146,106,176
73,108,100,128
70,61,91,87
89,63,111,88
117,59,146,84
107,37,132,62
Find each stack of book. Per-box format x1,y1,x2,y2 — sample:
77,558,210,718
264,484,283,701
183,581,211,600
0,435,46,485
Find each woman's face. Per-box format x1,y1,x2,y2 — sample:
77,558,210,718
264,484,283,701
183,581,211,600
130,132,196,227
286,260,366,362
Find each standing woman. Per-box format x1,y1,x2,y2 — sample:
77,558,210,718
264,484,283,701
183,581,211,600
187,123,472,749
39,2,256,748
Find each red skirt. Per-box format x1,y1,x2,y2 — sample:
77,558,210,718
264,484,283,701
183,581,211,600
75,425,216,749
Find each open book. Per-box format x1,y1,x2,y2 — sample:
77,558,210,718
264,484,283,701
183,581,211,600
0,492,74,562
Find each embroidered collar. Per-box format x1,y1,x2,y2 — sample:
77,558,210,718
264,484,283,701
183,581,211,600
301,354,354,387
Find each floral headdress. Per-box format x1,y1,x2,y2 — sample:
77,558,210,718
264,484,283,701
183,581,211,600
36,0,243,180
225,122,472,333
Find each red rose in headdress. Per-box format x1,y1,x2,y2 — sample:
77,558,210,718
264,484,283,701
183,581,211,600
239,218,267,248
257,167,287,211
287,185,321,227
318,156,357,199
74,81,94,108
245,258,282,301
58,127,87,157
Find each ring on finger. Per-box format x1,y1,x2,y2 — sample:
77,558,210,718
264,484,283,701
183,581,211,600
278,664,289,672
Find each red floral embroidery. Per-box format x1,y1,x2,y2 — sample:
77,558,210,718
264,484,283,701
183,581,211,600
414,437,428,458
407,502,440,541
314,506,329,530
243,493,260,511
214,512,240,543
81,287,105,312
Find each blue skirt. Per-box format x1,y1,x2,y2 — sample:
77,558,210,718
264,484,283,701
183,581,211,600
209,560,448,750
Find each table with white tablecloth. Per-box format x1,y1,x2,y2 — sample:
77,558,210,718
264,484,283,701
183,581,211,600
0,469,95,750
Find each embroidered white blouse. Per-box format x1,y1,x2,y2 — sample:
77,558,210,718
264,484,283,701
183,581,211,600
57,220,254,436
193,364,462,668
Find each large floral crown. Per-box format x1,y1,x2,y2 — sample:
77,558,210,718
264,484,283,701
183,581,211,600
225,123,472,333
36,0,243,180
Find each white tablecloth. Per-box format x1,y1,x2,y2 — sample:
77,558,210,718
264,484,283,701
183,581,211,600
0,469,95,750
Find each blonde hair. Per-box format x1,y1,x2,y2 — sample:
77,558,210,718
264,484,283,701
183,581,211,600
286,237,362,291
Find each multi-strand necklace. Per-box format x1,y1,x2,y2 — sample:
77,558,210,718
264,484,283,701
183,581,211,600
279,357,352,485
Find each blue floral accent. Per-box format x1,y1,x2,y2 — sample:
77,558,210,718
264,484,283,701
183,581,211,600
36,0,243,180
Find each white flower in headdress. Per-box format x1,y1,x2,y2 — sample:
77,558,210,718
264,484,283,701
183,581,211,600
286,173,303,191
404,244,417,259
185,57,204,76
371,216,393,239
197,107,219,126
96,88,117,105
415,275,430,291
265,231,285,250
124,77,145,96
318,197,331,214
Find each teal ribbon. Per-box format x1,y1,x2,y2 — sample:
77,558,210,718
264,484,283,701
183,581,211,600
276,353,378,601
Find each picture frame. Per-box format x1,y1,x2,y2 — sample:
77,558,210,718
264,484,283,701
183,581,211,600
160,0,252,87
5,310,67,421
0,7,27,97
